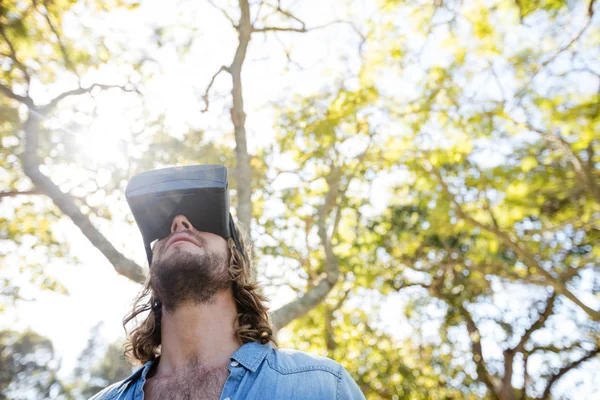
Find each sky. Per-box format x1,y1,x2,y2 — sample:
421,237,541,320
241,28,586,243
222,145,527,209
1,0,598,398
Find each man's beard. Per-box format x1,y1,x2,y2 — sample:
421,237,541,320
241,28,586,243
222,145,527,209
149,240,230,312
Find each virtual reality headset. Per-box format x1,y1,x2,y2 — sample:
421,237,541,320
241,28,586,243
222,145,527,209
125,164,244,264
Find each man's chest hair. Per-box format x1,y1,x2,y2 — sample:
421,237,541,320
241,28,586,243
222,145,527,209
143,362,230,400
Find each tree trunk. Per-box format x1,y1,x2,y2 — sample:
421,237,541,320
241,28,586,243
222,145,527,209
230,0,253,237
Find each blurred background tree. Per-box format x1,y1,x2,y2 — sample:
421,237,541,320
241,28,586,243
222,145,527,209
0,0,598,399
69,323,130,399
0,329,67,399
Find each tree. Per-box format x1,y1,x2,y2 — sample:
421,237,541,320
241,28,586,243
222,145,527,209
72,335,131,399
1,0,599,398
269,0,599,398
0,0,146,285
0,0,366,330
0,329,69,400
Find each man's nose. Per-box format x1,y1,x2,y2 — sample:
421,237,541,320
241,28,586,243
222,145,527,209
171,215,194,233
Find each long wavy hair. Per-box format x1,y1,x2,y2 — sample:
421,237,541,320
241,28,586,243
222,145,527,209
123,226,277,365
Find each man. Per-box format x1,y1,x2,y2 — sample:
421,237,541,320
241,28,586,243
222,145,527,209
91,213,365,399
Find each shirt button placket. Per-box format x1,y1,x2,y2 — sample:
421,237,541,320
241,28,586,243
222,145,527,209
220,360,243,400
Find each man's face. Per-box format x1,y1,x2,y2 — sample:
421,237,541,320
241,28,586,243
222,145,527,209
149,214,231,311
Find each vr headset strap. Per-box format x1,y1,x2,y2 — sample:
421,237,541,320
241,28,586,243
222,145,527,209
229,212,246,261
145,242,153,266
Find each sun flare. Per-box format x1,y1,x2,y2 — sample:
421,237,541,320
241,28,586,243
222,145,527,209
77,108,129,166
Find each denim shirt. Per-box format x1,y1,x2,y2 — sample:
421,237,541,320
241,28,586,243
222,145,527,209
89,341,366,400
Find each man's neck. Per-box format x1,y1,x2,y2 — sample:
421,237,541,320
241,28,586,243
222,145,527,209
155,288,242,378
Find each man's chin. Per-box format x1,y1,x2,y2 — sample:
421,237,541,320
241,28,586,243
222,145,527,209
150,251,230,311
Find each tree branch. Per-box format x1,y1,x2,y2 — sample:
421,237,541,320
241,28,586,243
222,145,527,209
271,168,343,329
529,341,588,355
271,277,337,330
540,347,600,400
457,303,500,399
253,20,363,37
0,190,40,199
318,167,343,282
331,286,351,312
515,4,595,102
207,0,238,28
263,12,367,53
21,110,146,283
426,161,600,320
41,83,137,114
200,66,230,113
252,25,307,33
511,291,556,353
527,123,600,205
541,2,594,70
324,304,336,356
41,0,77,75
520,352,529,400
510,120,600,204
252,0,264,25
0,23,32,87
273,33,304,70
0,83,34,108
501,292,556,399
262,1,307,30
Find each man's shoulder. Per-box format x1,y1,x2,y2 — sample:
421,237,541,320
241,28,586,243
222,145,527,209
261,347,366,399
266,346,344,377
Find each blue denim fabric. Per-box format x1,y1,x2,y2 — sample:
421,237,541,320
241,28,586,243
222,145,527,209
89,341,365,400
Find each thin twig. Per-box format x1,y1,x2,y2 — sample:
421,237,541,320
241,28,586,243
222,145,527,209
200,66,230,113
253,19,354,34
0,190,40,199
261,1,307,31
540,347,600,399
510,292,556,353
0,24,32,87
41,0,78,77
41,83,138,113
207,0,238,28
513,5,595,105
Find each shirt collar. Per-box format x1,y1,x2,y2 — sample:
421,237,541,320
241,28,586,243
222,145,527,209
119,341,272,387
230,341,273,373
119,360,154,389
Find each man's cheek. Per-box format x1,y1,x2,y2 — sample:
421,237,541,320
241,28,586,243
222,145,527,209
152,243,165,263
158,239,169,253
